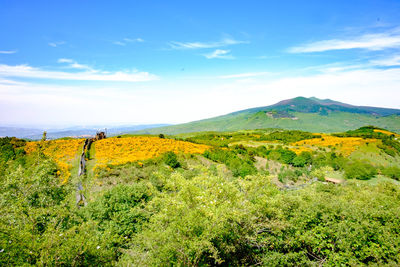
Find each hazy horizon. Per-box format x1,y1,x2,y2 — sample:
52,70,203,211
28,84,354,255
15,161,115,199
1,1,400,126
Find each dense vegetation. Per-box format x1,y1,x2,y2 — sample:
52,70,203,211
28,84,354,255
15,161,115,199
1,126,400,266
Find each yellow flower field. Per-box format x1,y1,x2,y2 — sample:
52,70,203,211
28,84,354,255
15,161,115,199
292,135,377,156
25,139,84,182
94,136,209,167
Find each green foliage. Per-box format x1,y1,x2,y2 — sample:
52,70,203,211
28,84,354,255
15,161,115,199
256,181,400,266
203,149,256,177
121,174,257,266
264,147,297,165
345,160,377,180
311,166,334,181
0,137,26,163
263,130,320,143
292,151,312,167
278,168,299,182
0,155,118,265
85,183,153,251
381,166,400,180
163,151,181,168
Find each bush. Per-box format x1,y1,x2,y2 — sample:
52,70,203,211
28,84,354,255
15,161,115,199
382,166,400,180
203,149,256,177
311,166,334,181
344,161,377,180
163,151,180,168
292,151,312,167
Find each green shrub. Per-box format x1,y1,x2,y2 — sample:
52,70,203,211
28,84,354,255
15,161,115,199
382,166,400,180
344,161,377,180
163,151,180,168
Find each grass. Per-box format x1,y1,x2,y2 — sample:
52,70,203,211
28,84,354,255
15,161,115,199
349,142,400,167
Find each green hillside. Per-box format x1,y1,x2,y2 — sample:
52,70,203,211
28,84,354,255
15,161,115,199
134,97,400,135
135,111,400,135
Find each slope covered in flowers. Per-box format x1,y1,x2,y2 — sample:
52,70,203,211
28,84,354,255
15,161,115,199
292,134,377,156
25,139,84,182
94,136,209,167
373,128,400,137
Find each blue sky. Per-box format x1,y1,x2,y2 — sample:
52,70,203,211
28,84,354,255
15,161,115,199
1,0,400,127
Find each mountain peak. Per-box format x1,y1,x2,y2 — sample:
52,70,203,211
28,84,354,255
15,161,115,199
230,97,400,117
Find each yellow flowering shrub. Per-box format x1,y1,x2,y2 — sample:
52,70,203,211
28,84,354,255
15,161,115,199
94,136,209,167
292,134,377,156
24,139,84,182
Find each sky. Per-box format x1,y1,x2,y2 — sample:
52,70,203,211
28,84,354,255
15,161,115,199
1,0,400,127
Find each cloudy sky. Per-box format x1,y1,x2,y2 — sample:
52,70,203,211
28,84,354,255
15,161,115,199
1,0,400,127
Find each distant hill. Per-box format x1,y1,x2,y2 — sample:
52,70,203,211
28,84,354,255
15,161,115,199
0,124,170,139
133,97,400,135
0,127,44,138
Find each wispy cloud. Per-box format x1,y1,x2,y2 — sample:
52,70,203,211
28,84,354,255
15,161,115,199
169,37,248,50
370,55,400,66
219,72,271,79
58,58,93,70
48,41,66,47
124,38,144,43
288,29,400,53
113,37,144,46
204,49,234,59
0,64,158,82
113,41,126,46
0,50,17,54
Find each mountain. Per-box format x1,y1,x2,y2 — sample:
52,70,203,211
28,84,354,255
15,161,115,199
0,124,170,139
133,97,400,135
0,127,44,138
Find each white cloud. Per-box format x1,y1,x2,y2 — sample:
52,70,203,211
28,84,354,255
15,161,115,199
113,41,126,46
113,38,144,46
58,58,74,64
169,37,248,50
48,41,66,47
58,58,93,70
288,29,400,53
219,72,271,79
0,50,17,54
204,49,234,59
1,66,400,126
124,38,144,43
0,64,158,82
370,55,400,66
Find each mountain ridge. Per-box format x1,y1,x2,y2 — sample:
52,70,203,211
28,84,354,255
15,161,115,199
133,97,400,135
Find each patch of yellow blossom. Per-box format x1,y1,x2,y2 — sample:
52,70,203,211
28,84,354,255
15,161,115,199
24,139,84,183
292,134,377,157
290,146,313,155
373,129,399,137
94,136,209,167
